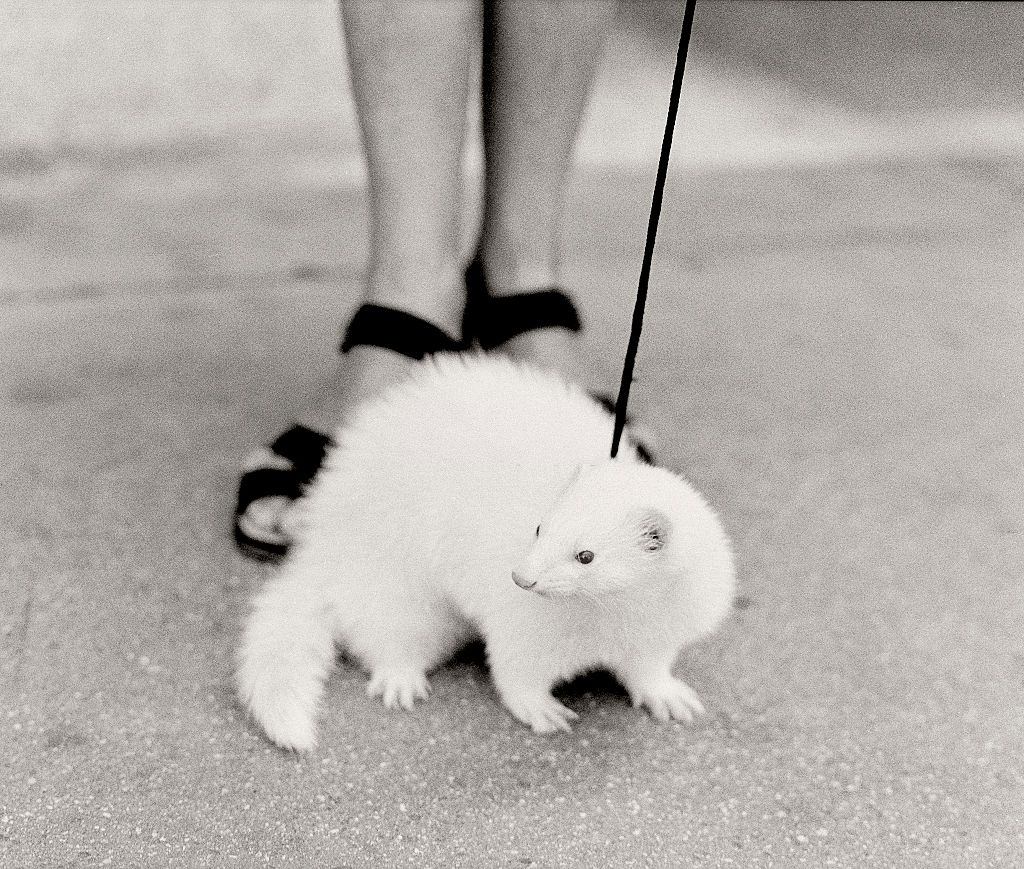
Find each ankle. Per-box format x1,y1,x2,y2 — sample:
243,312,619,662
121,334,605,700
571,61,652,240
478,241,559,296
363,264,466,335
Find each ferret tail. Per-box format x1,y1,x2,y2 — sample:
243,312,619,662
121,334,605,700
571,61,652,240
235,568,336,752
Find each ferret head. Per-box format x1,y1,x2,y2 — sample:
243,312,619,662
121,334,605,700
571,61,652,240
512,460,728,602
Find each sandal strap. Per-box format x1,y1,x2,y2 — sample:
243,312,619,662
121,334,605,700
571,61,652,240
463,257,582,350
233,426,331,562
233,523,288,563
591,392,656,465
591,391,621,417
340,303,467,359
268,424,332,484
235,467,305,514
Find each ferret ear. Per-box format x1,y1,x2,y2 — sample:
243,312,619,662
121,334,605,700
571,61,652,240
635,510,670,553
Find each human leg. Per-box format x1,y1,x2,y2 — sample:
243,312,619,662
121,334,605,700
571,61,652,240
475,0,617,378
237,0,478,557
341,0,477,328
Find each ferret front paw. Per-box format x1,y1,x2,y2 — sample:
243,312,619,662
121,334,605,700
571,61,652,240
630,677,705,724
502,692,579,735
366,669,431,711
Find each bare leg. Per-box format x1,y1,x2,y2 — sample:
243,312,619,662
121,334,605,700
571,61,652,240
478,0,616,380
242,0,477,545
341,0,476,328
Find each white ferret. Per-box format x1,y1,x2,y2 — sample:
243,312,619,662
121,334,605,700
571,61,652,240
237,354,735,751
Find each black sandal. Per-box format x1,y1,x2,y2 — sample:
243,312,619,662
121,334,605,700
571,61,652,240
234,303,468,562
463,257,656,465
462,257,583,351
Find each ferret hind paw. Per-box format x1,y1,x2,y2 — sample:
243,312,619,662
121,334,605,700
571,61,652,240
504,692,579,735
366,669,432,711
632,677,706,724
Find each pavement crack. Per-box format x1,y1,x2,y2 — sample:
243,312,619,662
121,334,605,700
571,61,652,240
7,575,37,693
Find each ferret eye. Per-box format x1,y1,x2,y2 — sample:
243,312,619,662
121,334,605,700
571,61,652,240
535,525,541,537
575,550,594,565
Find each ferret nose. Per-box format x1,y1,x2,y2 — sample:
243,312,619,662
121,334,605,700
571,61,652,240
511,570,536,590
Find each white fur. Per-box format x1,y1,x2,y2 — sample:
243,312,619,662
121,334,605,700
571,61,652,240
236,354,735,750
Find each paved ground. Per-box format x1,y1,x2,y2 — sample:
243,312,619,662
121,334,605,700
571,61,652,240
2,2,1023,867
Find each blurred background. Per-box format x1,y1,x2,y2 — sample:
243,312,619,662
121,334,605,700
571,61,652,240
3,1,1023,295
4,1,1024,156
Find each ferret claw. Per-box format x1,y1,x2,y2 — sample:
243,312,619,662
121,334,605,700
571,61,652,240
504,692,579,735
366,669,432,711
632,677,705,724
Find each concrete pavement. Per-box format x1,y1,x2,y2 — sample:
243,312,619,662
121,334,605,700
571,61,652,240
2,2,1023,866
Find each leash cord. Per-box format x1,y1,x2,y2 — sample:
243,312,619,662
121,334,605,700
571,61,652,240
610,0,698,458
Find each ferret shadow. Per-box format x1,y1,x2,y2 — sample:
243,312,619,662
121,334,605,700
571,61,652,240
341,593,754,705
447,640,629,701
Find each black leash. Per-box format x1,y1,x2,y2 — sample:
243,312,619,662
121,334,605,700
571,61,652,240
610,0,698,459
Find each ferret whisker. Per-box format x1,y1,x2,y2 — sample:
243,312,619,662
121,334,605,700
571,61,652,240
579,586,613,616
